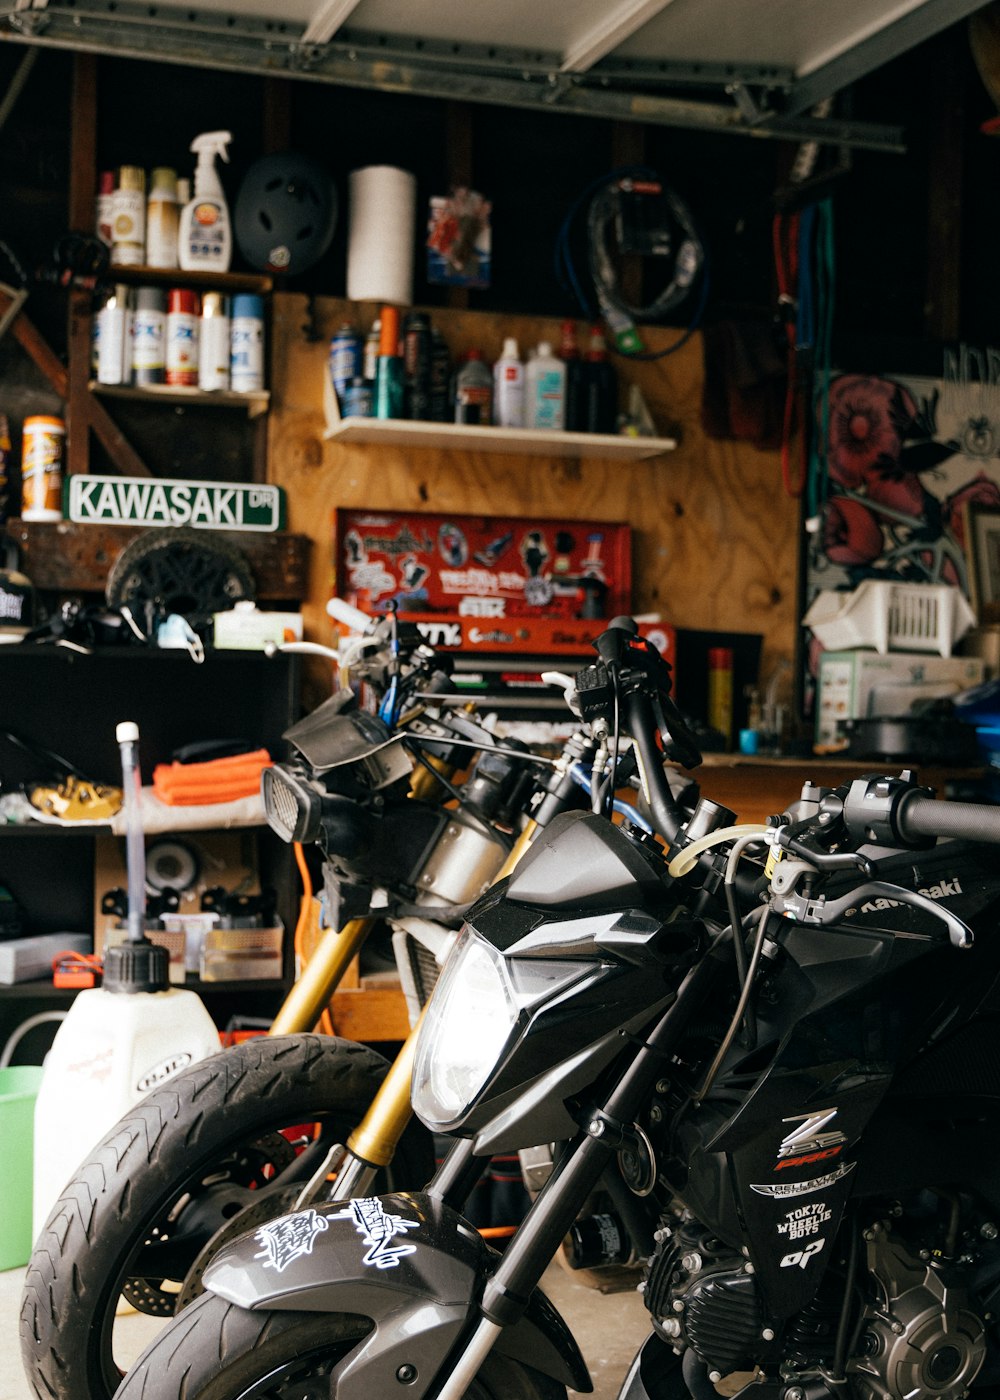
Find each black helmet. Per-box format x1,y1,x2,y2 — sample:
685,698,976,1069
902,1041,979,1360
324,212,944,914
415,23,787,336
234,151,337,274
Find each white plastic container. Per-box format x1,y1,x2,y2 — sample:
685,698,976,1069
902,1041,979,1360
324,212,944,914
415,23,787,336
32,983,220,1236
525,341,566,430
178,131,233,273
803,580,976,658
492,337,525,427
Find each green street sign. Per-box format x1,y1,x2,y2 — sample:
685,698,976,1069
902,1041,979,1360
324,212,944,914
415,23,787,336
65,475,286,532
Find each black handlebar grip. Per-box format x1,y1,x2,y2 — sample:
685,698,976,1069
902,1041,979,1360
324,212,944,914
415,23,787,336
898,791,1000,844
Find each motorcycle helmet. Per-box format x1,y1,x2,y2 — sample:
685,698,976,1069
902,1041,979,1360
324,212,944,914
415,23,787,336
234,151,337,275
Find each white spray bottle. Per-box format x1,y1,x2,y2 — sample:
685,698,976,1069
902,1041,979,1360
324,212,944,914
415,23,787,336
178,130,233,272
32,722,220,1239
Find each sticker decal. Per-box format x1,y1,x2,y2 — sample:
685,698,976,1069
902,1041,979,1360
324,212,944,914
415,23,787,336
330,1197,420,1269
780,1238,826,1270
775,1202,833,1240
750,1162,855,1198
255,1209,330,1272
777,1109,846,1161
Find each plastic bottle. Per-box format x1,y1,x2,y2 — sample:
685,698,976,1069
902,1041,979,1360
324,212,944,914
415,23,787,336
559,319,584,431
580,324,618,434
95,283,132,386
454,349,493,425
525,341,566,430
132,286,167,386
145,166,180,270
492,337,525,427
165,287,200,386
230,293,265,392
20,417,65,522
110,165,146,268
32,723,220,1237
199,292,231,391
429,329,451,422
178,131,233,273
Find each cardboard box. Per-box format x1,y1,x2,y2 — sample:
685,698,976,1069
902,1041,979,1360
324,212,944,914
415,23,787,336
815,650,985,745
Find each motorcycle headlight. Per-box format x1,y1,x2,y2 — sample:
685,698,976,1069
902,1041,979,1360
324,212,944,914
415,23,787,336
411,926,518,1130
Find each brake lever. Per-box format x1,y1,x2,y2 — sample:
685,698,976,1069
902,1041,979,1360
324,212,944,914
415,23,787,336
773,829,878,880
773,880,974,949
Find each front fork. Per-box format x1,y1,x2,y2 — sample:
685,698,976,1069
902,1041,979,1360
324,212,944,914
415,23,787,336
427,945,722,1400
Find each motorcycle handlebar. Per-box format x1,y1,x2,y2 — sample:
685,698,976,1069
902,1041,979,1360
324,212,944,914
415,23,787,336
897,790,1000,845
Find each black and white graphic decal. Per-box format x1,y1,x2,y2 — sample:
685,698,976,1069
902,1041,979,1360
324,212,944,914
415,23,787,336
331,1197,420,1269
776,1109,846,1163
780,1238,826,1270
750,1161,855,1198
255,1208,330,1272
775,1201,833,1241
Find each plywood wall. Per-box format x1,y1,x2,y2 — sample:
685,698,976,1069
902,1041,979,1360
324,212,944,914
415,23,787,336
267,294,802,699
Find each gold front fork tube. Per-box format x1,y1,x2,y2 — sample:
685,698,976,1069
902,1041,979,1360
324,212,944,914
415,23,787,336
342,818,541,1170
268,917,374,1037
346,1009,426,1167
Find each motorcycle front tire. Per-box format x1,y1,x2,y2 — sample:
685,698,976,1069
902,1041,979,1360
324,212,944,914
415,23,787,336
21,1034,435,1400
113,1291,568,1400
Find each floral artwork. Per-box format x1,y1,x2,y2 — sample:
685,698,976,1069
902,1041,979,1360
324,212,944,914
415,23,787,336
809,364,1000,598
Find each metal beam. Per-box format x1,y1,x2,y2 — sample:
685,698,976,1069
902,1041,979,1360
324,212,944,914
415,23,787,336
785,0,993,114
300,0,362,49
0,5,906,150
560,0,678,74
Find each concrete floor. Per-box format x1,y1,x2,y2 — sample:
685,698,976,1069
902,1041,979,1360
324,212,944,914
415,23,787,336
1,1256,650,1400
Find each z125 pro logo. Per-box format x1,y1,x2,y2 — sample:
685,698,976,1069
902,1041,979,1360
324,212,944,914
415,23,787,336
774,1109,847,1172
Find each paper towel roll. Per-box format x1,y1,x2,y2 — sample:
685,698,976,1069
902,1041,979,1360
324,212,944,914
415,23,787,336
347,165,417,306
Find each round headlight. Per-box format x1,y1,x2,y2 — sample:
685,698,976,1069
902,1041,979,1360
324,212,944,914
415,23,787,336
411,927,518,1129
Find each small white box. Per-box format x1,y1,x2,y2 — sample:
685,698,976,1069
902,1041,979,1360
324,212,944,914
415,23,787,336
815,651,985,746
213,603,303,651
0,933,91,984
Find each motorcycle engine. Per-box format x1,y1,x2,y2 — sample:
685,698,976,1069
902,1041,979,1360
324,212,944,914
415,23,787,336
644,1218,763,1377
645,1214,990,1400
848,1222,986,1400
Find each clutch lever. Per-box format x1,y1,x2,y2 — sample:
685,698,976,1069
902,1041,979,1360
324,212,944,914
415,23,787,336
773,880,974,950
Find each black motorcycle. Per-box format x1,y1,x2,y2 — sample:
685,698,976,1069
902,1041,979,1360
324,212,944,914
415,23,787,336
110,617,1000,1400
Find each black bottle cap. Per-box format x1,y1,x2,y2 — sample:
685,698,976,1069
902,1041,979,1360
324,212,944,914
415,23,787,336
103,937,170,993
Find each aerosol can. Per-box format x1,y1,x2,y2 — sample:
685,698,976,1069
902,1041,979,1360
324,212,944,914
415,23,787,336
32,723,220,1238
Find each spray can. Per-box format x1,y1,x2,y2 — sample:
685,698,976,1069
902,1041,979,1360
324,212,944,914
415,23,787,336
199,292,231,391
132,287,167,387
96,283,132,386
0,413,10,523
342,377,373,418
429,329,451,422
329,324,362,410
362,318,381,383
707,647,734,748
31,723,220,1237
95,170,115,248
110,165,147,268
374,306,404,419
165,288,200,386
230,293,265,392
145,167,180,270
403,311,432,420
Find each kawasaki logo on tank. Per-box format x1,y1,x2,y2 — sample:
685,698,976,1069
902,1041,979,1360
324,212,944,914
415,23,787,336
66,475,286,532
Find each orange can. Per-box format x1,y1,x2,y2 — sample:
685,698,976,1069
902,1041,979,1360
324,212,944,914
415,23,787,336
21,415,65,521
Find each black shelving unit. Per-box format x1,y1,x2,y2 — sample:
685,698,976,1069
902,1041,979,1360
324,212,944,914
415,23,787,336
0,646,302,1057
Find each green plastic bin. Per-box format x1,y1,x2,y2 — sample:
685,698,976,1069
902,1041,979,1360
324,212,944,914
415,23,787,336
0,1065,44,1270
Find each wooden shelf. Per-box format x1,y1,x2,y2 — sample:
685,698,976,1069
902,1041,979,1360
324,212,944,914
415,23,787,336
90,381,270,419
104,265,273,295
323,416,678,461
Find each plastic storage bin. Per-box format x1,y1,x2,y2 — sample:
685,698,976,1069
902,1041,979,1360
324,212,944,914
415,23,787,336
0,1064,45,1269
803,580,976,657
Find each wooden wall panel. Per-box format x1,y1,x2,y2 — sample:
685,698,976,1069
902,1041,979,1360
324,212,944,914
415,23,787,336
267,294,801,699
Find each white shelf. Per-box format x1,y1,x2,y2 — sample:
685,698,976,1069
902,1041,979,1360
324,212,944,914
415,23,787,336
90,382,270,419
323,416,677,461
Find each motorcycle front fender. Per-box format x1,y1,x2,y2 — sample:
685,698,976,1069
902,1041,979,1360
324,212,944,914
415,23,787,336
202,1191,591,1399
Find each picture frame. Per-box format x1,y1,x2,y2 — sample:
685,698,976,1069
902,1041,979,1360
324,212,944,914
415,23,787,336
963,502,1000,626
